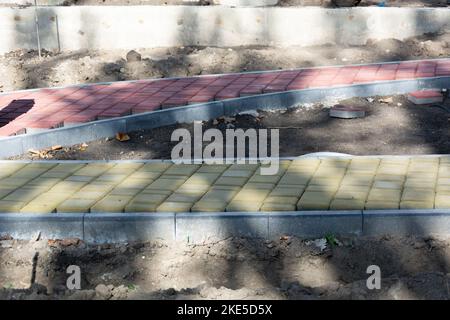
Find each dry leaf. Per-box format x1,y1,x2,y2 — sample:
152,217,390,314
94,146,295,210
79,142,88,151
223,116,235,123
47,238,81,247
51,145,62,151
379,97,393,104
116,132,130,142
47,239,58,247
59,238,81,247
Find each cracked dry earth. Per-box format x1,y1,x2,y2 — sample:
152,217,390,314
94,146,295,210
1,235,450,300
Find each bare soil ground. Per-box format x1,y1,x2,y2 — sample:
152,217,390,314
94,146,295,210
4,0,447,7
11,94,450,161
280,0,450,7
1,32,450,93
1,235,450,300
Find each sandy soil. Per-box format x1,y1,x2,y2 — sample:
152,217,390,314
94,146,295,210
11,94,450,161
1,235,450,300
1,32,450,93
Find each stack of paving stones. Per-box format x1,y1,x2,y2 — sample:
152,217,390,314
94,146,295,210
1,59,450,137
407,89,445,104
0,156,449,214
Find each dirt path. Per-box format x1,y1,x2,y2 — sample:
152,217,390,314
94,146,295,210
11,94,450,161
1,235,449,300
1,32,450,93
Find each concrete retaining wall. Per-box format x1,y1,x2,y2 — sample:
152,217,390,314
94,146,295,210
0,6,449,54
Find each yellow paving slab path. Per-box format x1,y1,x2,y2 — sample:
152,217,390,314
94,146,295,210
0,156,449,213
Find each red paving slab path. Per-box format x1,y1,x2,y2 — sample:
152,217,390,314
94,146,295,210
1,59,450,137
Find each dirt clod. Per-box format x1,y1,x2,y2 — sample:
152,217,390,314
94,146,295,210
126,50,142,62
95,284,113,299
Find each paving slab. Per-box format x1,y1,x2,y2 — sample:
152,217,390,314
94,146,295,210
0,156,449,215
407,90,444,104
0,157,450,241
1,59,449,139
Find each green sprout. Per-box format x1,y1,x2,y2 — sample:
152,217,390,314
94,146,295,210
325,233,339,247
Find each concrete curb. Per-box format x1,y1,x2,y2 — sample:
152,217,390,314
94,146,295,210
0,213,84,240
1,76,449,159
2,209,450,243
363,209,450,236
268,211,363,238
175,212,269,243
83,213,175,243
2,154,448,165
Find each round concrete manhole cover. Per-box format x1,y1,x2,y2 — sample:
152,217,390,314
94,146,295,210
329,104,366,119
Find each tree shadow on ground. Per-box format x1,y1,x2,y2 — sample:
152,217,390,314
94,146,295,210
0,99,34,129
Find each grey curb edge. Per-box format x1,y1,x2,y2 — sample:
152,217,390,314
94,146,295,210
0,213,85,240
362,209,450,236
2,210,450,243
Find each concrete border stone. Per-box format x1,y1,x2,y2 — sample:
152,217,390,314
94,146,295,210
175,212,269,243
363,209,450,236
268,211,363,239
2,208,450,242
83,212,176,243
0,213,84,240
